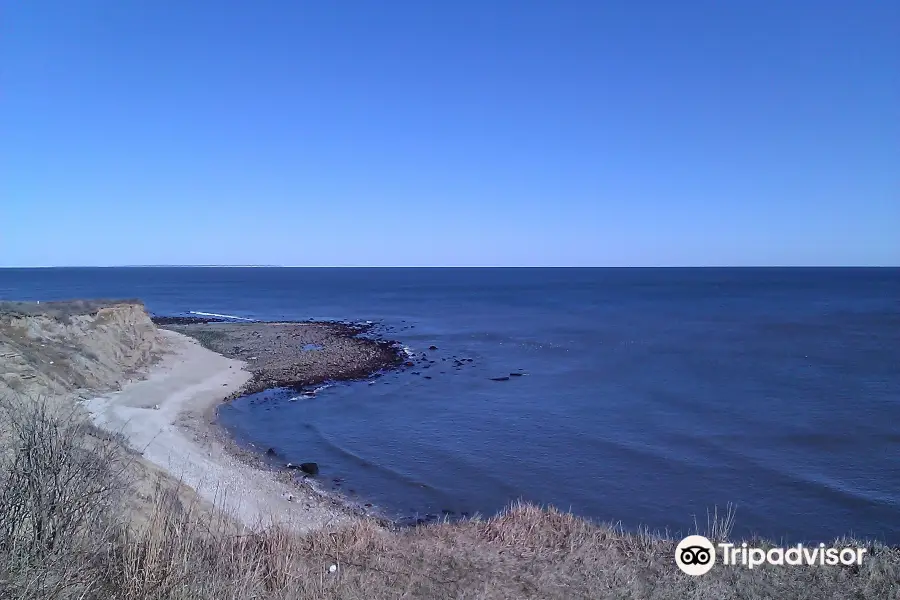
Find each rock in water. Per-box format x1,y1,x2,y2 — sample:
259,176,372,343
300,462,319,475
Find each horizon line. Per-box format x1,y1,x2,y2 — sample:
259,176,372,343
1,265,897,269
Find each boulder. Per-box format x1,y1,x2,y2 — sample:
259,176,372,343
300,462,319,475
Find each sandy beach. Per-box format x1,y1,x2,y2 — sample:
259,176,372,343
82,328,355,531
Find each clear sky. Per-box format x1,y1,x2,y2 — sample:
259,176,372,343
3,1,898,267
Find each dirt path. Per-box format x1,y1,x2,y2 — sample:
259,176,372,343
82,329,354,532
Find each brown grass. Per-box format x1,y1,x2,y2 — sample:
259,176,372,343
1,395,898,599
0,300,145,320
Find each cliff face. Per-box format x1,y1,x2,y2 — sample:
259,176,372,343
0,301,164,399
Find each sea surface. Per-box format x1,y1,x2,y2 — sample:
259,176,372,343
1,267,898,543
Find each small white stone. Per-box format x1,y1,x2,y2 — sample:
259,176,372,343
328,564,337,573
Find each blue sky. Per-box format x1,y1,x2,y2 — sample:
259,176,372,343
3,1,898,267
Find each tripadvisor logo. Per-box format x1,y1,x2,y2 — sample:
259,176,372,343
675,535,868,575
675,535,716,575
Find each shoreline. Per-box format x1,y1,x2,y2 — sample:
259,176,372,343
82,329,357,530
83,317,409,531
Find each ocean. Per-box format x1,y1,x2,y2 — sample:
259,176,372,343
1,267,898,543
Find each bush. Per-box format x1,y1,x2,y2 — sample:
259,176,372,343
0,396,129,559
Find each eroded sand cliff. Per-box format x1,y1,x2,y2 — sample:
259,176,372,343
0,300,164,399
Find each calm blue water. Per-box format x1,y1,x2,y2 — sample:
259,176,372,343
2,267,898,542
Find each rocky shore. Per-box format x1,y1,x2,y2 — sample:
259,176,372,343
153,317,405,397
146,316,417,524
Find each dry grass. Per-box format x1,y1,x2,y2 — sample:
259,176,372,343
1,395,898,599
0,300,145,320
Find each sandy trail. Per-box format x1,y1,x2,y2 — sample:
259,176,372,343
83,329,352,532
